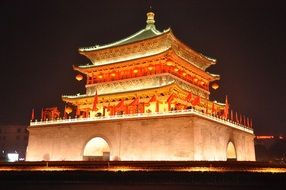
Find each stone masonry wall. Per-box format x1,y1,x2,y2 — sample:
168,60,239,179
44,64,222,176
26,115,255,161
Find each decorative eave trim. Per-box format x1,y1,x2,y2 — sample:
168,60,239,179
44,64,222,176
62,82,176,100
167,30,216,70
78,27,170,52
73,47,171,74
62,80,205,103
73,47,218,82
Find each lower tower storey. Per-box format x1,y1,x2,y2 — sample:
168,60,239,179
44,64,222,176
26,110,255,161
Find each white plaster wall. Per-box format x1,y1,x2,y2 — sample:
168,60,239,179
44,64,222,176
118,117,194,160
192,117,255,161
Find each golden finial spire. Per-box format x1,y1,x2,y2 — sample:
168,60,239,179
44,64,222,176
146,6,156,29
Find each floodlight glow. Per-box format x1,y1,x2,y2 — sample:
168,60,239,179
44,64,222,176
7,153,19,162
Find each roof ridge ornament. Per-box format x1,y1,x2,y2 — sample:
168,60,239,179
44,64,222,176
146,10,156,29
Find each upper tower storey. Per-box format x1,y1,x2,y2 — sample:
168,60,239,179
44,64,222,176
77,11,217,72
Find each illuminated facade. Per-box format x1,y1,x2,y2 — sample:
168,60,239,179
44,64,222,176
26,11,255,161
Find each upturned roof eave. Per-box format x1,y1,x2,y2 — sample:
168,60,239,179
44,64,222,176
74,47,172,71
62,81,177,101
78,27,170,52
74,47,219,81
167,31,216,67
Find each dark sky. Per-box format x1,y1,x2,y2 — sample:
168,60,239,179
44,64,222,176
0,0,285,135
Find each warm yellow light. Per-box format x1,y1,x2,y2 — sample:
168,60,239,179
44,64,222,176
226,141,236,159
133,69,138,73
110,73,116,77
200,81,205,85
182,73,187,76
65,107,72,114
83,137,110,157
194,78,198,82
98,75,103,79
166,60,173,66
148,66,153,71
174,68,179,72
75,74,83,81
256,136,274,139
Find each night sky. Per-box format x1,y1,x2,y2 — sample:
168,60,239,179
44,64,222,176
0,0,285,135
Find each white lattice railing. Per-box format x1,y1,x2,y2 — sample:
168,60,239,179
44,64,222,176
30,109,254,134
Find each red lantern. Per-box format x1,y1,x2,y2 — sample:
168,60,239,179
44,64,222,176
211,83,219,90
65,107,72,114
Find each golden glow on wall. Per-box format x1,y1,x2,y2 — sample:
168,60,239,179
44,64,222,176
226,141,236,159
166,61,173,66
83,137,110,156
148,66,153,71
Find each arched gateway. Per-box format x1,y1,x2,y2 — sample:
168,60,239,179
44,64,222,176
226,141,237,161
83,137,110,161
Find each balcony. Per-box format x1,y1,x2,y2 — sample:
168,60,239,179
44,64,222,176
30,109,254,134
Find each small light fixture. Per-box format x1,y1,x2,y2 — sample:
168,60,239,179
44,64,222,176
174,68,179,72
148,66,153,71
98,75,103,79
110,73,116,77
133,69,138,73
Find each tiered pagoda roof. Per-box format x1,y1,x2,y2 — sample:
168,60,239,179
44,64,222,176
62,11,221,114
30,11,254,134
76,11,217,71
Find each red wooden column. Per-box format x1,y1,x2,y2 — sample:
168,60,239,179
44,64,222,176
156,100,159,112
